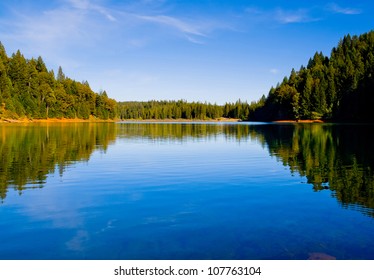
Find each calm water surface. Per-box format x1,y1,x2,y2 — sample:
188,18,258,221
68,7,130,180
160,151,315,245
0,122,373,259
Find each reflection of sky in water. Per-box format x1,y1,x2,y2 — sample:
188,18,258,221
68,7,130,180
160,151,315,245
1,124,374,259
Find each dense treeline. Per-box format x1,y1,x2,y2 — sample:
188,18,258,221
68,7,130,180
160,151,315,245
2,30,373,122
250,31,374,121
118,99,253,120
119,31,374,122
0,42,117,120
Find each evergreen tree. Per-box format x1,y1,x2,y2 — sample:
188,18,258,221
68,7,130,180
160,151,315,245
250,30,374,122
0,42,117,121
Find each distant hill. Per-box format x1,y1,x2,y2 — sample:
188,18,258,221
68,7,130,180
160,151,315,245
249,30,374,122
0,42,116,121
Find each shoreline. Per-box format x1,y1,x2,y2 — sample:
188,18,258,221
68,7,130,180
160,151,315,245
118,117,241,123
1,117,328,124
0,118,325,124
1,117,240,124
272,119,324,123
0,117,117,123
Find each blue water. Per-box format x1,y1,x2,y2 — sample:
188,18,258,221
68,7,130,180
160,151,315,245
0,122,373,259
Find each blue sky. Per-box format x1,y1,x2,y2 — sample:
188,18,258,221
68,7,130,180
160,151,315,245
0,0,373,104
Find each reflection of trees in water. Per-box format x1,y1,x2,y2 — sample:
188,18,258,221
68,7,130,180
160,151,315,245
2,122,373,217
248,124,374,217
117,122,374,217
117,122,264,144
117,122,253,142
0,123,116,201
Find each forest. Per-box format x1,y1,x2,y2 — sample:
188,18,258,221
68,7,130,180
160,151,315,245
1,29,374,122
118,30,374,122
118,99,252,120
0,42,117,121
250,30,374,122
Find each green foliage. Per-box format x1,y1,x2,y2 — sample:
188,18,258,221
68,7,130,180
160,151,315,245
0,43,117,120
249,124,374,217
251,30,374,122
2,122,373,217
118,99,250,121
3,30,373,122
0,123,116,200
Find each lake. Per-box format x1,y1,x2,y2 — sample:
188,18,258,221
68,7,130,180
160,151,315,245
0,122,373,260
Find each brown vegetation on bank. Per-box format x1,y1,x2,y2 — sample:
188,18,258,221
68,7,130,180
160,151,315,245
0,116,117,123
119,117,241,123
273,119,324,123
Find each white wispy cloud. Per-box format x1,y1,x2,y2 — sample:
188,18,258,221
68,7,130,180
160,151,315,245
327,3,362,15
245,6,320,24
244,3,361,25
136,14,205,36
274,8,316,24
67,0,117,21
270,68,279,74
0,0,117,50
1,8,85,53
0,0,228,61
244,7,263,16
133,14,210,43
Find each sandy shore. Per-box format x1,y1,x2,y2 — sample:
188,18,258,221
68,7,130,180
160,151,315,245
1,117,241,123
119,117,241,123
0,117,116,123
273,119,324,123
3,117,326,124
